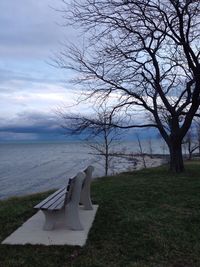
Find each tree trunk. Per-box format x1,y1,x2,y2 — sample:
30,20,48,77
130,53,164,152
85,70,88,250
169,141,184,172
105,153,108,176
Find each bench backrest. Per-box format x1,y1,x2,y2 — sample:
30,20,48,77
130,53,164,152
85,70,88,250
64,177,74,205
64,171,85,206
81,166,94,189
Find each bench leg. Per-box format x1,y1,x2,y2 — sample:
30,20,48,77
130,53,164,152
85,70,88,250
81,166,94,210
63,172,85,230
42,210,57,230
64,204,83,230
80,189,93,210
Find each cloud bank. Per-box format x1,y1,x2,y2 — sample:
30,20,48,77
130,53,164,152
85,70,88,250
0,112,66,141
0,0,81,141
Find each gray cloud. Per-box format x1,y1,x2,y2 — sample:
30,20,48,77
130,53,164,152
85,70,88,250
0,67,67,86
0,112,60,130
0,0,81,142
0,0,75,94
0,112,66,141
0,0,76,59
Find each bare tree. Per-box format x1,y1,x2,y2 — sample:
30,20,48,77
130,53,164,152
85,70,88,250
61,106,122,176
136,134,147,168
57,0,200,172
183,130,198,160
183,117,200,158
147,138,153,158
194,118,200,156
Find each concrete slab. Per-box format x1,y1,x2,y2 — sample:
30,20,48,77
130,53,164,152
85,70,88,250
2,205,98,247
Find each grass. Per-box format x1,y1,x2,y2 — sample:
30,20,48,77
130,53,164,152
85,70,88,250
1,162,200,267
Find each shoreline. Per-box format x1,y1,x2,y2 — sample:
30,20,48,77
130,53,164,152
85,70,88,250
0,149,166,200
93,153,167,177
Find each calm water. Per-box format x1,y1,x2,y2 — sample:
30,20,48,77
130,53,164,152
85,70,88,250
0,140,165,199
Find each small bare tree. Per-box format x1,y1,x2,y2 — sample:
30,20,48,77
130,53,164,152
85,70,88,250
183,129,199,160
136,134,147,168
194,118,200,156
147,138,153,159
61,106,122,176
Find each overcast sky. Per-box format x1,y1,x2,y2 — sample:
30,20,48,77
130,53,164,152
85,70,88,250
0,0,81,141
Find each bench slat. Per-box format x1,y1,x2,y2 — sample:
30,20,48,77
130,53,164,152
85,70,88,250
34,177,74,211
47,197,66,210
34,186,66,209
39,188,67,210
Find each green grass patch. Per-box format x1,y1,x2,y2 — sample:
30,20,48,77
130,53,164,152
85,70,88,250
1,163,200,267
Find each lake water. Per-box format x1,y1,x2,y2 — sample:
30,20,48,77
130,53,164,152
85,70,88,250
0,140,166,199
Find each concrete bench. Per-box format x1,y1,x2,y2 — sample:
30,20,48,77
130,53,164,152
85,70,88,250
34,166,94,231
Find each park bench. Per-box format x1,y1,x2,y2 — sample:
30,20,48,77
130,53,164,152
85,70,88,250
34,165,94,231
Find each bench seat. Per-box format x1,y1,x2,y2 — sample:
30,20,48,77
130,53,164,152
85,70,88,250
34,186,67,211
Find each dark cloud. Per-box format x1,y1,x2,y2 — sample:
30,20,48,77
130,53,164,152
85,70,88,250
0,112,66,141
0,111,160,142
0,125,61,134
